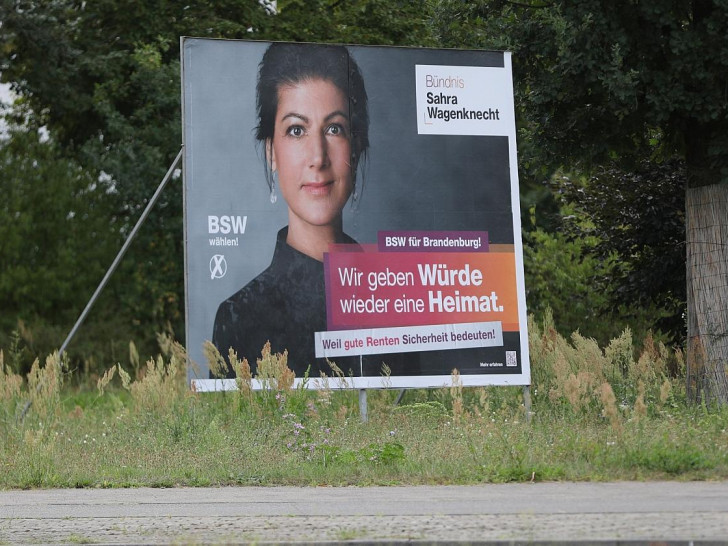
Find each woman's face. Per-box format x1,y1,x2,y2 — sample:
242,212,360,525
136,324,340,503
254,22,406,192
269,78,353,231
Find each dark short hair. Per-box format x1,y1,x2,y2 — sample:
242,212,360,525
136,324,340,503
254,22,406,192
256,42,369,188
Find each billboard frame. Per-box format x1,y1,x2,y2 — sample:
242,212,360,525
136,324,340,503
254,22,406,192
181,38,530,391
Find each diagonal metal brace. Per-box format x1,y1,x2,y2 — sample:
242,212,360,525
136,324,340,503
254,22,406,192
59,147,183,357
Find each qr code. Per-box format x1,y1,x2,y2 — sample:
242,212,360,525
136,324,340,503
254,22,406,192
505,351,518,367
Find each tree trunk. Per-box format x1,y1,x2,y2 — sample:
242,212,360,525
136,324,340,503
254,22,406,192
686,183,728,404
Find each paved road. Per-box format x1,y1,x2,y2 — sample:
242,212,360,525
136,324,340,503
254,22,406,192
2,481,728,544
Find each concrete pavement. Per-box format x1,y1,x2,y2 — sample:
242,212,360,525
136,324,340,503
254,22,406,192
2,481,728,544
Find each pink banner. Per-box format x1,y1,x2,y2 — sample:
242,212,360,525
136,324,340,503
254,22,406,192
324,242,519,331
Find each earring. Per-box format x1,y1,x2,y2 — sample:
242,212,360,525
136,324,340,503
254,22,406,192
270,173,278,204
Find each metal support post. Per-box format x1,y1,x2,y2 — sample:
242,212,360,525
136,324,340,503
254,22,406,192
58,148,183,357
359,389,368,423
523,384,532,424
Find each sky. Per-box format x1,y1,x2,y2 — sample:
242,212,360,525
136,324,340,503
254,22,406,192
0,81,12,136
0,81,12,105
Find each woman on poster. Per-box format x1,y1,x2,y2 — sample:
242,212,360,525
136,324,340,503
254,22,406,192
212,42,417,378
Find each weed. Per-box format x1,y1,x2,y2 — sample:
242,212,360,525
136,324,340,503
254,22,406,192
598,382,622,433
320,440,406,467
96,366,116,397
627,440,711,474
203,340,228,379
6,330,25,374
0,351,23,424
393,401,448,418
26,352,64,423
450,368,465,422
129,340,140,379
126,353,187,415
17,429,58,488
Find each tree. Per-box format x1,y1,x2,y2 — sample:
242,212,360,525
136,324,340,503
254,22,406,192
0,128,120,368
556,160,687,342
0,0,437,367
431,0,728,403
272,0,436,46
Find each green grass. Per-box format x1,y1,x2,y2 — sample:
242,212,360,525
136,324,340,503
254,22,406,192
2,386,727,489
1,316,727,489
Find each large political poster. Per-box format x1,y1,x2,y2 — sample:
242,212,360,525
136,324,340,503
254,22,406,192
182,38,530,390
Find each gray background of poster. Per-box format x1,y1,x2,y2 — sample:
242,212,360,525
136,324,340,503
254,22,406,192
183,39,514,379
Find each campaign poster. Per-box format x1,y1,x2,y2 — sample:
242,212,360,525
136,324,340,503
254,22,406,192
182,38,530,390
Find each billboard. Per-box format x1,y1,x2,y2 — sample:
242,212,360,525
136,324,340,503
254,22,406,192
182,38,530,390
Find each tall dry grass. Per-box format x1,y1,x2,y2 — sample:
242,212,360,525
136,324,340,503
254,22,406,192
1,314,726,488
528,310,682,426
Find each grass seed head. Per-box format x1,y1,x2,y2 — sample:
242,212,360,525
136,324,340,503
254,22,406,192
96,366,117,397
659,379,672,407
598,382,622,432
0,350,23,403
117,364,132,390
203,340,229,379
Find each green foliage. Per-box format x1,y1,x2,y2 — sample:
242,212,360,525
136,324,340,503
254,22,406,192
523,160,686,343
555,160,687,341
272,0,436,46
330,441,406,466
625,438,711,474
513,1,728,184
523,225,616,343
0,129,123,370
0,130,116,323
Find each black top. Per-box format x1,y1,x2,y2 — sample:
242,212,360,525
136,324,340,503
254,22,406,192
212,227,419,379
